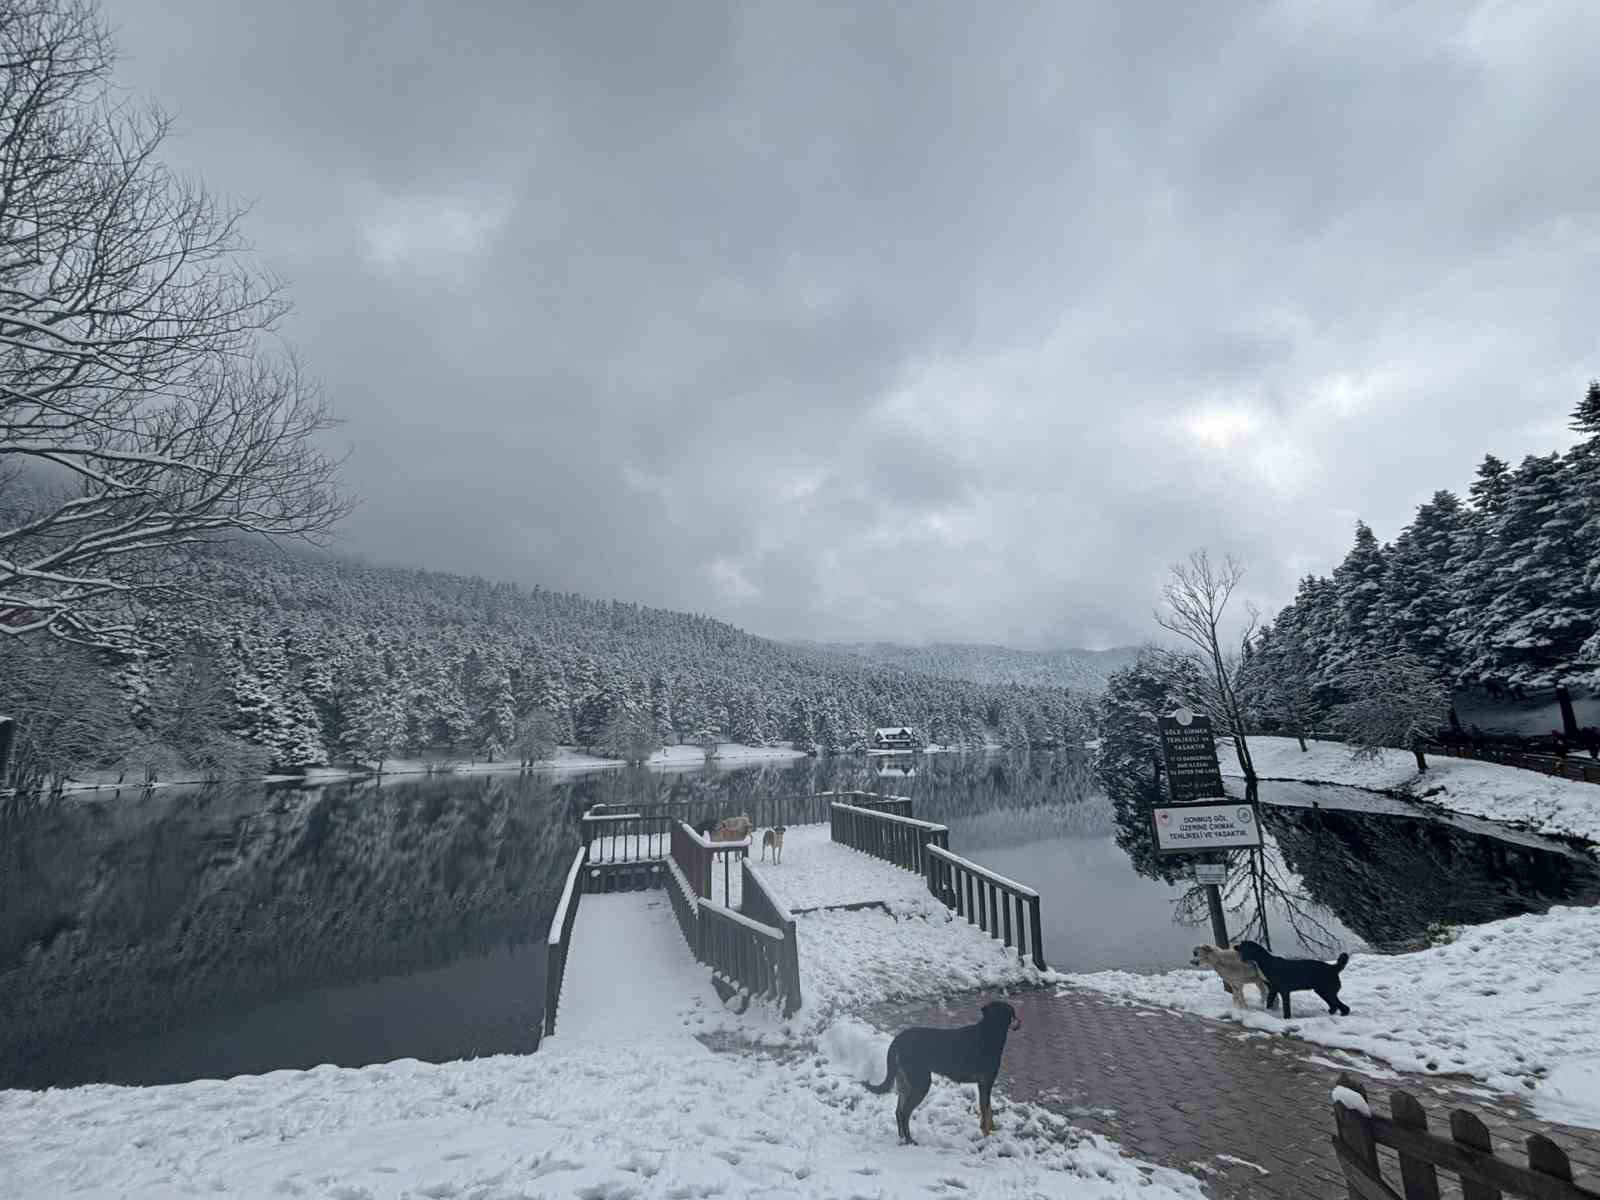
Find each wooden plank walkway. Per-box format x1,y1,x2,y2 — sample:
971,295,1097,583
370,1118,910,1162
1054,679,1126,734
547,891,719,1047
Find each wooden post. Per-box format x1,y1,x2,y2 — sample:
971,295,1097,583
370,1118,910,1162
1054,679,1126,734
1028,897,1046,969
1332,1075,1380,1200
1390,1091,1443,1200
1449,1109,1500,1200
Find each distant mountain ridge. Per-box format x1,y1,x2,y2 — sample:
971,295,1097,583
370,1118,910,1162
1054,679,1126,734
801,641,1141,692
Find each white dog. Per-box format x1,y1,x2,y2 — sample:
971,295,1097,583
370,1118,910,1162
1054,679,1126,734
1192,944,1270,1009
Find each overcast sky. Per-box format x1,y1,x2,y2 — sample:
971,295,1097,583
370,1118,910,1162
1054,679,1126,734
110,1,1598,650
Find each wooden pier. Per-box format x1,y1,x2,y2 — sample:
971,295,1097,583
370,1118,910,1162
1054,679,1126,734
541,792,1048,1044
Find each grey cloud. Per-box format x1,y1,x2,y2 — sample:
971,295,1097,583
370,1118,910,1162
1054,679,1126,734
107,0,1600,649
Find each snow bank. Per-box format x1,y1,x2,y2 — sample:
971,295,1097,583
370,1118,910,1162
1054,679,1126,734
1063,904,1600,1128
0,1024,1205,1199
1228,737,1600,845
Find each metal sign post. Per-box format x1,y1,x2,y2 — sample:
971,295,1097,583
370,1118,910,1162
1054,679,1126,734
1151,708,1259,948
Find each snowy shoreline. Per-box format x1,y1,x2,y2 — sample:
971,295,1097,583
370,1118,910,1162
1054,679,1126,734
50,741,811,796
1224,736,1600,846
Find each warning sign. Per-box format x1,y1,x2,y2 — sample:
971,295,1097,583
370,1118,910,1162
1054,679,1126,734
1157,711,1226,802
1151,803,1263,855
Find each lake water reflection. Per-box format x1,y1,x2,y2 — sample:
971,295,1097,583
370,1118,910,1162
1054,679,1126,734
2,750,1592,1088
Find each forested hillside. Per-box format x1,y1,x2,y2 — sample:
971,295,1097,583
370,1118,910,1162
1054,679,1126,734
805,641,1139,691
1249,382,1600,711
2,541,1093,787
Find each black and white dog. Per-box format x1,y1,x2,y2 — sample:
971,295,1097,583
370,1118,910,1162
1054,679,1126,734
1234,940,1351,1019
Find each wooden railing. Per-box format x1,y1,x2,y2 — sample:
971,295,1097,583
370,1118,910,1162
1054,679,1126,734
661,843,802,1016
830,801,949,875
583,810,675,862
670,820,748,908
543,845,588,1038
815,790,914,818
700,901,798,1016
926,844,1046,969
740,860,802,1012
1331,1073,1598,1199
587,793,842,838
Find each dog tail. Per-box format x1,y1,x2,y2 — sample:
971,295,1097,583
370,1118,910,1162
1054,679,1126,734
865,1043,897,1094
1334,952,1349,972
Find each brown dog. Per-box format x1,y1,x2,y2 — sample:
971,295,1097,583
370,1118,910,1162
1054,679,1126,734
712,814,752,842
865,1000,1021,1143
761,825,785,863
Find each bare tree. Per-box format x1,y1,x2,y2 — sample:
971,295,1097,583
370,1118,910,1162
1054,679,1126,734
0,0,350,650
513,709,559,771
603,712,658,766
0,635,128,793
1334,651,1451,771
1154,550,1260,787
1156,550,1276,948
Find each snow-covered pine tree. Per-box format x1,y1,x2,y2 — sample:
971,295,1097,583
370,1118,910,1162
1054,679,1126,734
1329,521,1388,668
1457,453,1591,687
1376,490,1467,672
475,672,517,761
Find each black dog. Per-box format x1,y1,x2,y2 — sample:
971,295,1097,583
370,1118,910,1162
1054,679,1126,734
1235,940,1350,1019
865,1000,1020,1143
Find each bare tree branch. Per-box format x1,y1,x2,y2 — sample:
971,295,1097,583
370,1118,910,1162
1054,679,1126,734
0,0,351,649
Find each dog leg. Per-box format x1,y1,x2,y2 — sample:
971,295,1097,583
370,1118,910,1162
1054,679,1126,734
898,1070,930,1145
978,1079,994,1136
1281,993,1292,1019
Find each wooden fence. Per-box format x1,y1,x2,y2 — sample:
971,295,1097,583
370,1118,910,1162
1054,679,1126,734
663,829,802,1016
543,845,588,1038
829,801,950,874
669,819,748,908
1331,1074,1598,1200
926,844,1046,969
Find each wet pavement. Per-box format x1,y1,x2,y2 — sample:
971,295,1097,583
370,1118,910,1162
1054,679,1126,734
869,986,1600,1198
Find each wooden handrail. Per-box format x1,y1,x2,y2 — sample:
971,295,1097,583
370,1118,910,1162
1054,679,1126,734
926,844,1040,899
543,845,588,1037
829,801,945,831
925,844,1046,969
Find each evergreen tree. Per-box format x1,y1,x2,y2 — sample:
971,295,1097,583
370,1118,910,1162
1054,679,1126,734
1330,521,1388,666
1463,454,1595,686
1377,491,1466,670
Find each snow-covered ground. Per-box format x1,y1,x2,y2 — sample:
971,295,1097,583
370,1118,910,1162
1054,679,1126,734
1,883,1189,1199
1226,736,1600,845
0,1027,1206,1200
1063,903,1600,1130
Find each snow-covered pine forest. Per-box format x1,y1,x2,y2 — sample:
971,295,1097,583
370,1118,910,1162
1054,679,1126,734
1251,382,1600,704
1,539,1095,789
